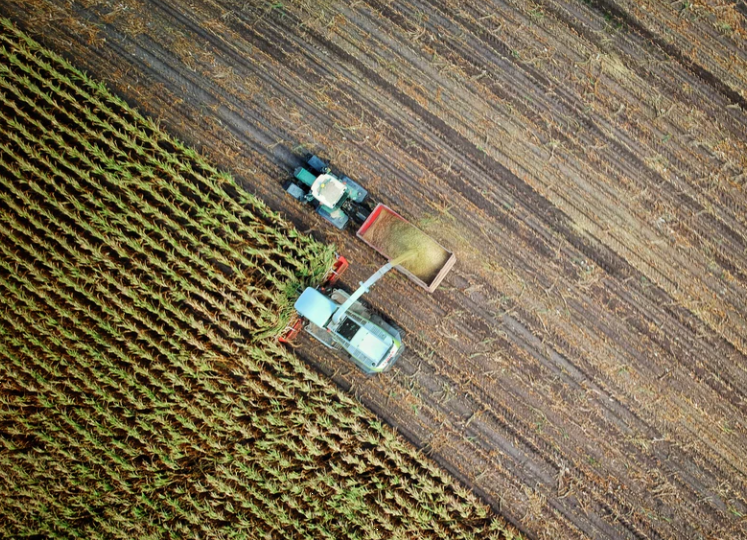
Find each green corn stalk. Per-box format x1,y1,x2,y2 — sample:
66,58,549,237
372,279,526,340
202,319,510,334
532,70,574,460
0,44,332,286
0,81,294,320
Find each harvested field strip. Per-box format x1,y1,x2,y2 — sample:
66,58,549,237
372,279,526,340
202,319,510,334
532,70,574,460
0,19,519,540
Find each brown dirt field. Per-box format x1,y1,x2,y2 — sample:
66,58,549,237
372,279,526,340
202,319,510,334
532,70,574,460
3,0,745,538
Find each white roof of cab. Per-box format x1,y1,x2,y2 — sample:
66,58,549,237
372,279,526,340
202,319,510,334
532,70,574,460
311,173,346,208
294,288,338,328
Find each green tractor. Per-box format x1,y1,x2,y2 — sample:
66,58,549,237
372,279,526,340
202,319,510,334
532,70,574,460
280,156,457,374
283,155,372,229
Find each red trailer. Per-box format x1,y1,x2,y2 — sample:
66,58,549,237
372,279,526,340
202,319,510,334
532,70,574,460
357,204,456,293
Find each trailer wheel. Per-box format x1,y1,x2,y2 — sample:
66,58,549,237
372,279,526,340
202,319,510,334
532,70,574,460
344,200,372,225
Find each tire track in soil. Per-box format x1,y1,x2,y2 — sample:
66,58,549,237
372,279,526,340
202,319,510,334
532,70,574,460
423,0,747,290
432,0,747,282
4,1,747,539
580,0,747,110
373,270,738,540
372,0,747,343
324,238,736,539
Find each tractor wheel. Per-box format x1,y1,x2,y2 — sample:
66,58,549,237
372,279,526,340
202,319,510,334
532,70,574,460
307,155,329,174
283,181,306,201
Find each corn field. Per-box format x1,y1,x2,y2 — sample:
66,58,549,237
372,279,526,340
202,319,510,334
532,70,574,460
0,18,517,540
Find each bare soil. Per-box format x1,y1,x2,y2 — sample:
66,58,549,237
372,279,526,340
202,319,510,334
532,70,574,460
4,1,745,539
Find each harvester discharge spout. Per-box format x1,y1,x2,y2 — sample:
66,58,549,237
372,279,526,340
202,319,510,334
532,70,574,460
331,252,415,325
